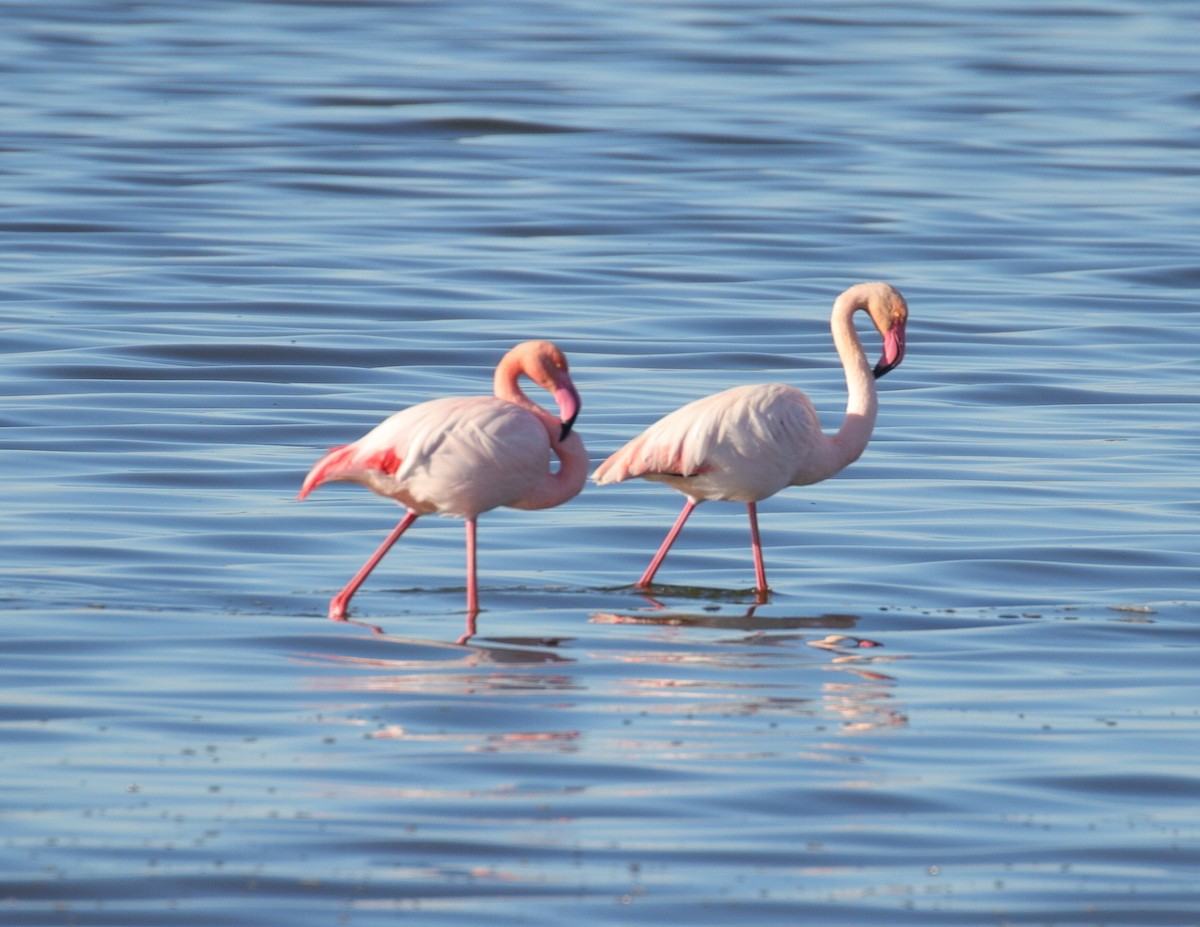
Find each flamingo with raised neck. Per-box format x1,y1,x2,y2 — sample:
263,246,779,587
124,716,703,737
592,282,908,595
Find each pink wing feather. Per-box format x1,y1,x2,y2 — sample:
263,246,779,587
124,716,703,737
297,442,403,499
593,386,776,485
593,383,824,502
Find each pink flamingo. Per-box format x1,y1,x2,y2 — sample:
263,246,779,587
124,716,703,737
299,341,589,630
592,281,908,595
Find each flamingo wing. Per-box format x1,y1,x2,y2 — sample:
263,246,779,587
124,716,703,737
299,396,550,517
594,383,822,502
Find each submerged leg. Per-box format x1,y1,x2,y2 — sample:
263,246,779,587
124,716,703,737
636,498,698,588
328,509,420,621
747,501,769,595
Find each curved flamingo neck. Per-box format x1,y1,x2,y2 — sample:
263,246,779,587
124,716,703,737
493,345,588,510
494,350,560,431
494,352,537,411
510,430,590,511
802,291,879,483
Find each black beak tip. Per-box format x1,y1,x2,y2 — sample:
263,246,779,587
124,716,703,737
559,411,579,441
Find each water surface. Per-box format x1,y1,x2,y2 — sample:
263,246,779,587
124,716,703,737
3,1,1198,924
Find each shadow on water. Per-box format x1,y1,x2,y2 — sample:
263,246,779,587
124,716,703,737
322,580,878,645
296,627,575,671
588,583,889,643
598,582,772,605
591,598,862,631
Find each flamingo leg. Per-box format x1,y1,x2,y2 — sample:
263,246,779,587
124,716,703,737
636,498,698,588
464,517,480,618
328,509,420,621
456,610,478,646
747,501,769,595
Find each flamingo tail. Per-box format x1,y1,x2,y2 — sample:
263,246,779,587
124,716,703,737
297,445,354,499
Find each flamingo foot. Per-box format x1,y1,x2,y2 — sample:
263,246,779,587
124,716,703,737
456,610,479,645
327,597,384,634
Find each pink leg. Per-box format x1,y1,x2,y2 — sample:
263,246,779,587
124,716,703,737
747,501,769,594
464,517,479,617
328,509,419,621
636,498,698,588
456,611,478,646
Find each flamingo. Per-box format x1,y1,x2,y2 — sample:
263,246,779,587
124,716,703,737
299,341,589,631
592,281,908,595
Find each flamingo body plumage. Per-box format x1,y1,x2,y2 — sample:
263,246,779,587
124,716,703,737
593,281,908,594
299,341,588,626
300,396,563,517
597,382,826,503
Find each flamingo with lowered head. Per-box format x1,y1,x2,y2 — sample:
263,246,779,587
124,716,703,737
592,281,908,595
299,341,589,632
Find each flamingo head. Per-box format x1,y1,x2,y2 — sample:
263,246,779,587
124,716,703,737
514,340,582,440
553,378,582,440
864,283,908,379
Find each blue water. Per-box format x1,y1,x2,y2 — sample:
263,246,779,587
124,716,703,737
3,1,1198,924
